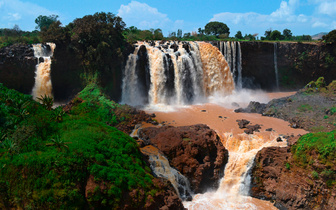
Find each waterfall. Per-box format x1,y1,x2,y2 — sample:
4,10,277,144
141,145,193,200
32,43,56,100
121,41,234,106
184,133,286,209
274,43,279,90
219,41,242,89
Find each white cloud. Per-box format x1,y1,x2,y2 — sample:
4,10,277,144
210,0,335,36
118,1,170,29
270,0,299,21
318,1,336,16
0,0,57,30
6,13,21,21
312,21,328,28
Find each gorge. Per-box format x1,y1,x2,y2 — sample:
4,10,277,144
0,39,335,209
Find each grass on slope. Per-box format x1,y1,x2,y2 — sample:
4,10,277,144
0,83,157,209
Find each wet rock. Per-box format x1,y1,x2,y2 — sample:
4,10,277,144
138,124,229,194
170,43,179,52
201,110,206,112
266,128,273,131
244,124,261,134
236,119,250,129
234,101,267,114
276,137,283,142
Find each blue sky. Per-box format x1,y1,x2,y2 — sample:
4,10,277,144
0,0,335,37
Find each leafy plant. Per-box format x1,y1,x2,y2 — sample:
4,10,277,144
37,95,54,111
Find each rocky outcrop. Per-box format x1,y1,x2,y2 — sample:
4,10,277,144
240,42,336,90
251,140,336,210
138,124,229,193
0,44,36,94
235,101,266,114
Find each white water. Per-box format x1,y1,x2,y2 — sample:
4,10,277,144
32,43,56,100
121,41,234,107
141,145,193,200
219,41,243,89
183,133,286,210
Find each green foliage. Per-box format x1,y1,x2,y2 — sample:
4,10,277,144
304,77,329,93
292,131,336,166
204,21,230,37
235,31,243,39
35,15,59,31
37,95,54,111
270,30,282,40
297,104,313,112
322,29,336,44
0,84,158,208
312,171,319,179
283,29,292,40
0,27,41,48
285,162,291,170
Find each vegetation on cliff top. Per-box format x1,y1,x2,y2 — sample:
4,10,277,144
0,83,162,209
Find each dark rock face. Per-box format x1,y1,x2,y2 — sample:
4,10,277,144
138,124,229,193
0,44,36,94
240,42,336,90
251,143,336,210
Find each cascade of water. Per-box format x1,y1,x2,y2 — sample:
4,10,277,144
231,42,237,79
141,145,193,200
121,41,234,106
237,42,243,89
121,47,142,106
184,133,286,209
32,43,56,100
274,43,279,90
218,41,243,89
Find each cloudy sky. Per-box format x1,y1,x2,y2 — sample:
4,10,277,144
0,0,335,37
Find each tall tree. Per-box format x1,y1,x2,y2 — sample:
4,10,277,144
204,21,230,36
235,31,243,39
270,30,282,40
70,12,126,74
283,29,292,40
264,29,272,40
35,15,59,31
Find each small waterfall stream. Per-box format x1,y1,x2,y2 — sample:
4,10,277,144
32,43,56,100
274,43,279,90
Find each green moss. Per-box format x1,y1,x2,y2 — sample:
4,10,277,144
292,131,336,166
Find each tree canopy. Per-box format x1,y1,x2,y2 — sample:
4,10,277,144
235,31,243,39
323,30,336,44
204,21,230,36
35,15,59,31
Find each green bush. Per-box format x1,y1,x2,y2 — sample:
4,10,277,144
292,131,336,166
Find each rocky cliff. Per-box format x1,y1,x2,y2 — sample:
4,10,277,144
138,124,229,194
0,44,36,94
251,143,336,210
240,42,336,90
